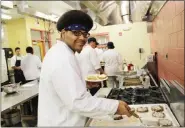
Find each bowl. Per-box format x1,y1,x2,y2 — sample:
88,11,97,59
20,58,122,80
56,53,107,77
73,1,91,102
2,83,19,94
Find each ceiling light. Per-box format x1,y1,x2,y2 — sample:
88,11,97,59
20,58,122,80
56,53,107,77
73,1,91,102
2,14,12,20
35,11,59,22
1,1,13,9
35,11,48,19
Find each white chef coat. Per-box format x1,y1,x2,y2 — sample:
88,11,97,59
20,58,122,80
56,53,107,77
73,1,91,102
38,40,119,126
77,45,101,79
102,49,123,76
10,55,23,67
21,53,42,80
95,48,104,62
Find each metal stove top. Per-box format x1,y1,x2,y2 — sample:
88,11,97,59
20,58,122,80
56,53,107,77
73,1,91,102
107,86,166,105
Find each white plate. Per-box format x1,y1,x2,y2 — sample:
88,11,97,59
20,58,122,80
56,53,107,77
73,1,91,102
85,75,108,82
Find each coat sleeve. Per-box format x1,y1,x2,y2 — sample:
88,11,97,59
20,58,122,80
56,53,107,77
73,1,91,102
51,58,119,118
36,56,42,69
11,56,16,67
20,57,25,71
89,49,101,70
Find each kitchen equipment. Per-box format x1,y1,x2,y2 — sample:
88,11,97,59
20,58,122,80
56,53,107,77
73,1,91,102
124,75,139,79
2,83,20,94
128,62,134,71
107,86,166,105
89,116,141,126
129,104,180,127
2,109,21,126
124,78,142,86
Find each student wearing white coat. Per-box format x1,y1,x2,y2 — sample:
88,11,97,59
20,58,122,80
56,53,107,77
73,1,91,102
95,43,104,62
78,37,104,78
77,37,104,95
21,46,42,116
38,10,131,127
21,46,42,83
102,42,123,88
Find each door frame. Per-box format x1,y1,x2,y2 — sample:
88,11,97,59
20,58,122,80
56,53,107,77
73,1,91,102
31,28,52,60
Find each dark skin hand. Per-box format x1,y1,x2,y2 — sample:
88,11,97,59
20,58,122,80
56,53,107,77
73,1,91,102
115,101,132,117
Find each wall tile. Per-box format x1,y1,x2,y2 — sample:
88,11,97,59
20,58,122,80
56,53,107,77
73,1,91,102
168,48,179,62
167,71,184,87
151,1,184,87
170,33,178,48
178,48,184,65
165,1,176,20
173,14,182,33
177,30,184,48
167,61,184,80
182,11,184,30
175,1,184,15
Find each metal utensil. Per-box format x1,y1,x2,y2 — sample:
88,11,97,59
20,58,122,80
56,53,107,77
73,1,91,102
131,112,143,124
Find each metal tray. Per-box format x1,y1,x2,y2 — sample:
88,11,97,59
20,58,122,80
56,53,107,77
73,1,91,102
87,104,180,127
129,104,180,127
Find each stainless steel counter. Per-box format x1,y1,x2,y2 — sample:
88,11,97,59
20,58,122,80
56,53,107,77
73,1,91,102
95,85,146,98
1,80,39,113
95,88,112,97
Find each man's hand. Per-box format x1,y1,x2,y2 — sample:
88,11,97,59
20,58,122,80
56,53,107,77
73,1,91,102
86,81,100,89
16,66,21,70
115,101,132,117
13,66,21,70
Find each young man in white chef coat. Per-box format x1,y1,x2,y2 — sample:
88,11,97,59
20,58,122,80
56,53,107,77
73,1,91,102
95,42,104,62
21,46,42,117
77,37,104,95
38,10,131,127
21,46,42,83
102,42,123,88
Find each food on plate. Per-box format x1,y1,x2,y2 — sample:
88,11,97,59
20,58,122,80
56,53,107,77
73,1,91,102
151,105,164,112
136,107,148,113
97,74,107,79
152,112,165,118
158,119,172,127
87,75,98,80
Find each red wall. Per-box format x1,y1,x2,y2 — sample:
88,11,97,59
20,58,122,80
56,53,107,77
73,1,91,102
150,1,184,87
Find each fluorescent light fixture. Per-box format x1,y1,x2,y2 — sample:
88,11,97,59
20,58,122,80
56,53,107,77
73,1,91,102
2,14,12,20
35,11,48,19
1,1,13,8
35,11,59,22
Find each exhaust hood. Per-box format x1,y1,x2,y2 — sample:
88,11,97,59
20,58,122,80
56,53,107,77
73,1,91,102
72,1,167,26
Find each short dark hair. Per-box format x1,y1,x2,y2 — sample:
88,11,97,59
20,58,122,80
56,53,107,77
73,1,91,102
15,47,20,51
88,37,97,44
57,10,93,32
26,47,33,54
107,42,115,49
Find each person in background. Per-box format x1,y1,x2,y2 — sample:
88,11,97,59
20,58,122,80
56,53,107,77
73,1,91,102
102,42,123,88
11,47,25,84
78,37,104,95
21,46,42,117
79,37,104,77
95,42,104,62
21,46,42,83
38,10,131,127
